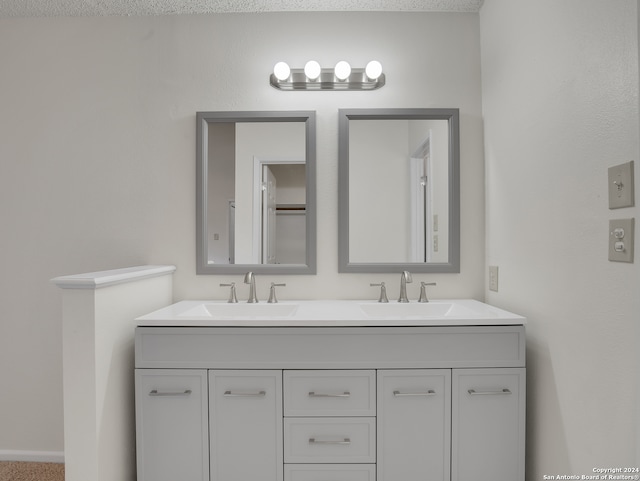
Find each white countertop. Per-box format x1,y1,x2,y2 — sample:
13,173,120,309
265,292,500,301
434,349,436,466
136,299,526,327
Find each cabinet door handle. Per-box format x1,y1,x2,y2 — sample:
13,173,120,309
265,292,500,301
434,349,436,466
149,389,192,397
468,388,512,395
223,390,266,397
308,437,351,445
308,391,351,398
393,389,436,397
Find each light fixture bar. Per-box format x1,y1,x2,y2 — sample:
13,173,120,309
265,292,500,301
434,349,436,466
270,67,385,91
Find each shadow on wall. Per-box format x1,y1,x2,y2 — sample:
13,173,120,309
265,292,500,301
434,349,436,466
526,335,571,479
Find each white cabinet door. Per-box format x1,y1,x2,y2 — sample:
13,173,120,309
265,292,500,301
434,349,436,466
209,370,283,481
377,369,451,481
452,368,525,481
135,369,209,481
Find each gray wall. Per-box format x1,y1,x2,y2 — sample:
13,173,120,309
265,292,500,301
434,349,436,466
481,0,640,475
0,12,485,454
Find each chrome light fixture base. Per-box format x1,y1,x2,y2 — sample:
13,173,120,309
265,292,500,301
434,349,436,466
270,67,385,91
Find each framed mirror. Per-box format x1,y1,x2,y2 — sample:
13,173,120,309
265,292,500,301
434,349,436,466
338,108,460,273
196,111,316,274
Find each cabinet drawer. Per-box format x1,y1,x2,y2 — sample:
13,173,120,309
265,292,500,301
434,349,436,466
285,464,375,481
284,370,375,416
284,417,375,463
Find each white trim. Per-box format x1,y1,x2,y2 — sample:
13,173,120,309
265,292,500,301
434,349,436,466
409,156,425,262
0,450,65,463
409,133,433,263
51,265,176,290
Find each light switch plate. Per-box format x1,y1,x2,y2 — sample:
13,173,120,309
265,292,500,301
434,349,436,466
608,218,634,263
608,161,635,209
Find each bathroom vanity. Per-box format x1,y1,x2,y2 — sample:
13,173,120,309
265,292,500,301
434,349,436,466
134,300,525,481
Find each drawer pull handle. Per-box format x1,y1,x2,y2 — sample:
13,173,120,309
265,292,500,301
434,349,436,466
308,437,351,445
393,390,436,397
308,391,351,398
468,388,512,396
149,389,192,397
223,390,267,397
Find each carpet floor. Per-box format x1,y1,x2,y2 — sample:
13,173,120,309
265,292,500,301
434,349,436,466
0,462,64,481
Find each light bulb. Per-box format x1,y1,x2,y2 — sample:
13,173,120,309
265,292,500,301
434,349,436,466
365,60,383,80
334,61,351,81
273,62,291,81
304,60,321,80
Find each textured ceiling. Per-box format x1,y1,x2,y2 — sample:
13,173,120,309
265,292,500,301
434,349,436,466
0,0,484,17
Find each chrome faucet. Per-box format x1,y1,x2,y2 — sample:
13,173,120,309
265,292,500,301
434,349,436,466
398,271,413,303
267,282,286,303
244,272,258,303
220,282,238,303
418,282,437,303
370,282,389,303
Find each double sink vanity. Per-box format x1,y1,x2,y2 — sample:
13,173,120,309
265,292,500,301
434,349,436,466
134,297,525,481
133,107,523,481
55,104,521,481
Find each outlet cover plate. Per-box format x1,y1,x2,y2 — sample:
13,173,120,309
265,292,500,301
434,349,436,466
608,161,635,209
608,218,634,263
489,266,499,292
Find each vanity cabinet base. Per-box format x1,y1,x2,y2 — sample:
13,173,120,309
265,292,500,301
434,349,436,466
135,326,525,481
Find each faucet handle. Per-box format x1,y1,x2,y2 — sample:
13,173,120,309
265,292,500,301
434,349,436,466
220,282,238,303
418,282,437,303
370,282,389,303
268,283,286,303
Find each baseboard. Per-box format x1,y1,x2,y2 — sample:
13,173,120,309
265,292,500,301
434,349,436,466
0,450,64,463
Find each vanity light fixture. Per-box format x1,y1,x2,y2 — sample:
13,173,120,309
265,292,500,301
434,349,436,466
273,61,291,81
365,60,383,80
334,60,352,81
304,60,322,80
270,60,385,91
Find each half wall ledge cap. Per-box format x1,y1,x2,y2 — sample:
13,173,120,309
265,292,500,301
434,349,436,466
51,265,176,290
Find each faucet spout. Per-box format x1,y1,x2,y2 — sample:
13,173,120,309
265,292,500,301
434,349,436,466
398,271,413,303
244,272,258,303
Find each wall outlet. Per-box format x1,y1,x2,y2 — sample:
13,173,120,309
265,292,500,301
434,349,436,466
608,161,635,209
608,218,634,263
489,266,499,292
433,234,439,252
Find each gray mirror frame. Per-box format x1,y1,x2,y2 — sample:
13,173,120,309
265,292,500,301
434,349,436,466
338,108,460,273
196,111,317,275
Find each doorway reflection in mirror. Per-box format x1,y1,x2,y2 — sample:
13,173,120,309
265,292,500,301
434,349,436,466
206,121,306,266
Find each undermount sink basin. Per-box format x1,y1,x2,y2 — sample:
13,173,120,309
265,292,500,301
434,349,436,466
136,299,526,326
178,302,298,319
359,302,454,318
